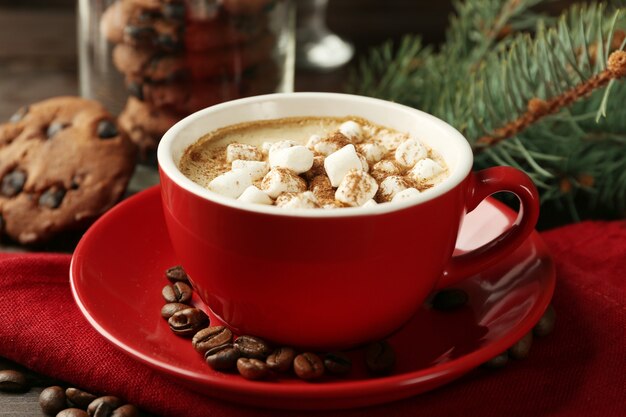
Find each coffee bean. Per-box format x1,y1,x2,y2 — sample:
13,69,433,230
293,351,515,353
163,3,186,20
236,358,269,380
234,335,272,359
205,343,240,370
58,409,89,417
293,352,324,380
66,387,97,409
0,369,28,392
39,187,66,209
534,304,556,337
46,122,69,138
482,352,509,369
87,396,122,417
266,347,296,373
365,341,395,375
39,386,67,415
509,332,533,360
192,326,233,353
160,302,190,319
432,289,469,311
168,307,209,337
162,282,193,303
9,106,29,123
1,170,26,197
165,265,189,283
111,404,139,417
97,120,118,139
324,352,352,376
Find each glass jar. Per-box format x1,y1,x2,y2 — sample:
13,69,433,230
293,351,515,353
78,0,294,158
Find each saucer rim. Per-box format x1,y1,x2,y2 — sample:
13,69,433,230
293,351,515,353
70,185,555,399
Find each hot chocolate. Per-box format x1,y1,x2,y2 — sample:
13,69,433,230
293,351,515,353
178,116,448,209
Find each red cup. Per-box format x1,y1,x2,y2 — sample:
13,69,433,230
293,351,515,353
158,93,539,349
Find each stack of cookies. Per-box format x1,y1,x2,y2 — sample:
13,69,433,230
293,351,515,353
100,0,281,155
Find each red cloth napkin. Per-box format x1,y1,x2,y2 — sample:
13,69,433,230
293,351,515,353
0,221,625,417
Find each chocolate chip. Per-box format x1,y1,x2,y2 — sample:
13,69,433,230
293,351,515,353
1,170,26,197
97,120,118,139
46,122,69,138
39,187,66,209
157,34,182,51
9,106,29,123
70,175,81,190
127,81,144,101
163,3,186,20
124,25,156,42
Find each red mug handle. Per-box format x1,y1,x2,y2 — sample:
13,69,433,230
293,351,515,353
436,166,540,289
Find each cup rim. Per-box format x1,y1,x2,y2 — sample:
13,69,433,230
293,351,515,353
157,92,473,218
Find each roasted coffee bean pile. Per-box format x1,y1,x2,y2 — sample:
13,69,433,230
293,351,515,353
0,366,142,417
160,265,396,380
39,388,140,417
161,266,557,379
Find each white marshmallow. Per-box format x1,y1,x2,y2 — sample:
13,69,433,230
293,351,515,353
208,170,252,199
226,143,262,162
269,140,298,155
395,138,427,167
314,133,351,156
231,160,269,181
269,145,314,174
358,143,387,164
276,191,320,209
362,199,378,208
237,185,273,205
335,170,379,207
260,167,306,198
371,159,402,182
339,121,364,143
408,158,444,182
324,144,363,187
378,175,409,201
357,153,369,172
306,134,322,150
392,187,420,202
261,141,273,155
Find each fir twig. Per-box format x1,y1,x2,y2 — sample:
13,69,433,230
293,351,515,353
477,50,626,147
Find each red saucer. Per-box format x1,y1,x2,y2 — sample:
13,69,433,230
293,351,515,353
70,186,555,410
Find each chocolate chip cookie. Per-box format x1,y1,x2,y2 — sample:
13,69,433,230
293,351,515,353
118,96,182,155
101,1,267,52
0,97,137,244
112,31,275,81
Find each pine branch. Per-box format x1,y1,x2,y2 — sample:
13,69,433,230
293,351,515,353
477,50,626,147
348,1,626,218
